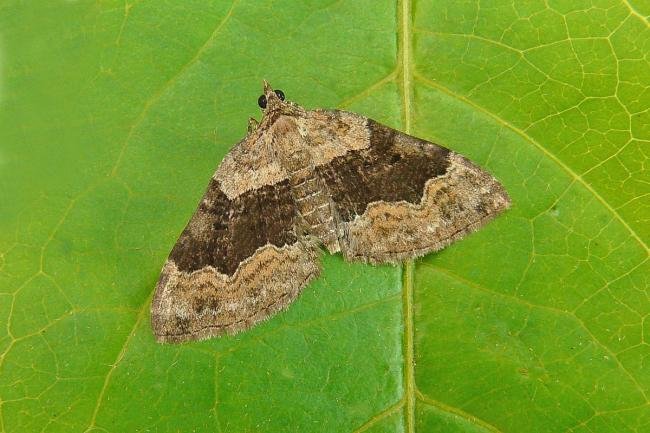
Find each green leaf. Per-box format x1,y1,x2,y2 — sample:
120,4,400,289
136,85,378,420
1,0,648,432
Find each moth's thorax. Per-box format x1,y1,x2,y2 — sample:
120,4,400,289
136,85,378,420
270,116,311,170
271,115,339,252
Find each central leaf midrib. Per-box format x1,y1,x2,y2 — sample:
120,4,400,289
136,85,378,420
398,0,416,432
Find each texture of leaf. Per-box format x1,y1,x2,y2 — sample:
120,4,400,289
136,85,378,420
0,0,648,432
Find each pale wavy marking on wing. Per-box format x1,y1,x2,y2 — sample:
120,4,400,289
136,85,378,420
151,242,320,343
213,133,286,200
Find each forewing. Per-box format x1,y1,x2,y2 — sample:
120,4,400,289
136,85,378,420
310,110,511,263
152,138,320,343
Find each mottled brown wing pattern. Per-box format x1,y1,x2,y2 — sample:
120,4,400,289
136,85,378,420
168,178,298,276
315,113,511,264
151,175,320,343
315,116,450,221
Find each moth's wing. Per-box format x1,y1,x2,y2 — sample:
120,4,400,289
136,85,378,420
151,136,320,343
307,110,511,263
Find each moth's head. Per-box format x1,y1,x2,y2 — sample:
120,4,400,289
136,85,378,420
257,80,290,115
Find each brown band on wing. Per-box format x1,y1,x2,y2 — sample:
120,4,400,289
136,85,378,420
316,119,451,222
169,178,298,276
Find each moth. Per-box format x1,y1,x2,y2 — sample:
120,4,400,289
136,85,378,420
152,81,510,343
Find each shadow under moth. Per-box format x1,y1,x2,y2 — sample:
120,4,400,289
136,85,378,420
152,81,511,343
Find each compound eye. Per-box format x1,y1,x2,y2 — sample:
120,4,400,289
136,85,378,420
257,94,267,109
274,89,285,101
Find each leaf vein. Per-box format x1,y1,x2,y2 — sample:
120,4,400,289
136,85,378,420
413,73,648,252
109,0,240,177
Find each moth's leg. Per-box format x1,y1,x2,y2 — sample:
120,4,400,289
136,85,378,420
247,117,259,135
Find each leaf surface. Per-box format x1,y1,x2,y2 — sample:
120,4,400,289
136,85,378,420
0,1,648,432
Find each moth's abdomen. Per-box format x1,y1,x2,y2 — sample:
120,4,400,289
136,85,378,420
288,166,339,253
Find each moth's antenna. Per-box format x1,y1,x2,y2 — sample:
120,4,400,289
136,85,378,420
262,79,273,94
